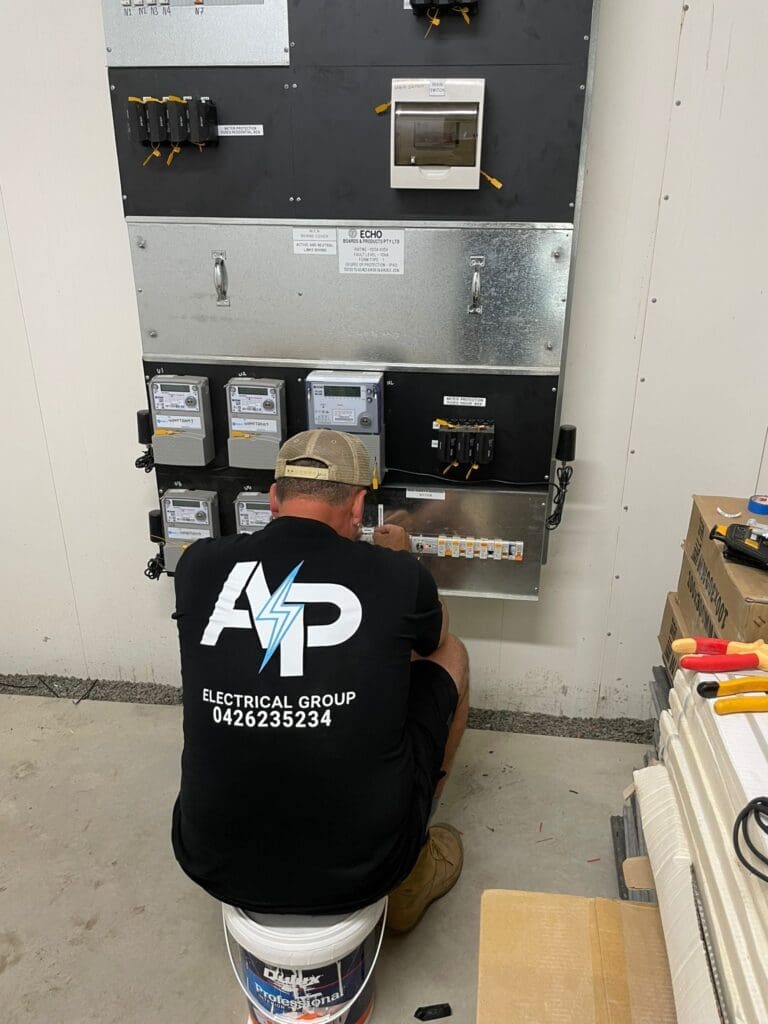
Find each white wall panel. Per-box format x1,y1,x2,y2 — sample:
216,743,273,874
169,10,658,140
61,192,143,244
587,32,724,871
603,1,768,715
0,2,180,685
0,192,85,676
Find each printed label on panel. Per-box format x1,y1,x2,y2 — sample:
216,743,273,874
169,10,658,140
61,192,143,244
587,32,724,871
338,228,405,275
293,228,337,256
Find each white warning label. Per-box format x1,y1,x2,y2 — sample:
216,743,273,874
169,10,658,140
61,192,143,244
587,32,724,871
155,414,201,430
231,417,278,433
338,228,405,275
443,395,487,408
217,125,264,137
293,228,337,256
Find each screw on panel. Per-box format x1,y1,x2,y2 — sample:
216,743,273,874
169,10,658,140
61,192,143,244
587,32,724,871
651,297,658,303
122,194,128,201
640,376,646,382
284,84,290,90
545,341,554,350
289,197,295,202
569,201,575,208
137,237,146,248
292,83,298,90
663,194,670,200
148,329,158,338
630,449,636,454
675,100,682,106
110,84,116,92
106,47,112,52
296,197,302,202
551,387,557,393
579,84,586,91
533,587,539,593
584,35,590,40
290,41,295,47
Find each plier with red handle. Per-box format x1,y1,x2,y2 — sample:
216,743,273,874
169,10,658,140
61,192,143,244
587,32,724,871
677,641,768,714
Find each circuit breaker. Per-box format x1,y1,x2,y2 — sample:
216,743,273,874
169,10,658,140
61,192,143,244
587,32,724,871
150,374,214,466
306,370,386,480
391,79,486,190
234,492,272,534
226,378,286,470
160,488,219,573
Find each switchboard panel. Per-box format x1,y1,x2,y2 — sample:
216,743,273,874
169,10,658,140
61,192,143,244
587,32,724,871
107,0,595,599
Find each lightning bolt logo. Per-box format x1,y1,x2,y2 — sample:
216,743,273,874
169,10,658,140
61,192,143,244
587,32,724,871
252,561,305,672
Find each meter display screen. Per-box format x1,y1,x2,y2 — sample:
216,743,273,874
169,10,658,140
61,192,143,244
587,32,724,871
324,386,361,398
171,500,201,508
159,384,191,393
237,387,269,396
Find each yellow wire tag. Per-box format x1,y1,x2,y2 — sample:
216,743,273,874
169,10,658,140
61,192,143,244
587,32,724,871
374,101,391,115
142,146,162,167
166,145,181,167
454,5,471,24
425,8,440,37
480,170,504,190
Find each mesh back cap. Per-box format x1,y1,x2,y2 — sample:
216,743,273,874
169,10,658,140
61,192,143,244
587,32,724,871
275,430,371,488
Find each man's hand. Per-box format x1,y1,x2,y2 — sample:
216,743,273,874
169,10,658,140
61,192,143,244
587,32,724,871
373,524,411,552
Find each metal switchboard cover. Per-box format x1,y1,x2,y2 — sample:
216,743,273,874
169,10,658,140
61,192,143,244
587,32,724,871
129,219,571,371
364,487,547,599
101,0,289,67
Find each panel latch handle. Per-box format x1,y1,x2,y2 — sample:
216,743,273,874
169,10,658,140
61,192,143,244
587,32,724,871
468,255,485,315
213,253,230,307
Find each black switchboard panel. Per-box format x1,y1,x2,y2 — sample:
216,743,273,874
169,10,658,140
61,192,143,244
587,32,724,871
109,0,593,222
144,359,558,535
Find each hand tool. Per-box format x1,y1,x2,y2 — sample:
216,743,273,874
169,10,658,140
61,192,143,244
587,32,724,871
714,695,768,715
697,676,768,698
710,523,768,570
672,637,765,656
680,651,768,673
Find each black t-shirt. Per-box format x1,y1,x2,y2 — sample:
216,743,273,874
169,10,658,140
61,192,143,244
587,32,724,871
171,516,443,914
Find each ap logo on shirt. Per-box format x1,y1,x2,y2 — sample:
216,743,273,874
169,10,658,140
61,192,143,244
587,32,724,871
200,561,362,677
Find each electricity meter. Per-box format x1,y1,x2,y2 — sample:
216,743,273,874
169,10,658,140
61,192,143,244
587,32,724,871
160,489,219,573
225,377,286,470
390,78,485,190
234,492,272,534
306,370,386,478
149,375,214,466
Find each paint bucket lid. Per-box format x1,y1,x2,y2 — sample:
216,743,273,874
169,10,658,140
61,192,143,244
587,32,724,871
748,494,768,516
223,898,386,969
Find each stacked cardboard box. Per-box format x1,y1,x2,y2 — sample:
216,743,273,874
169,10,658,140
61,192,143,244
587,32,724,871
658,495,768,678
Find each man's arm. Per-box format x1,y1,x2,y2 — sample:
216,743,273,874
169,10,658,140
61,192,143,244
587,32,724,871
374,523,445,656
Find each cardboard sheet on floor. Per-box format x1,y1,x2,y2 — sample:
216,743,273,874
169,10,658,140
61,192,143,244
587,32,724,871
476,890,676,1024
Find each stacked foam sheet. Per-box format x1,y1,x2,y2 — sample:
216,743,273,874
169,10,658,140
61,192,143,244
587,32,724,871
653,667,768,1024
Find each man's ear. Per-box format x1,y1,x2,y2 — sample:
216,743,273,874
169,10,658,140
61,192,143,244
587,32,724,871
269,482,280,516
352,489,366,523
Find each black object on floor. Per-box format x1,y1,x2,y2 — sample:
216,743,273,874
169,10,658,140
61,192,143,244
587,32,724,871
415,1004,453,1021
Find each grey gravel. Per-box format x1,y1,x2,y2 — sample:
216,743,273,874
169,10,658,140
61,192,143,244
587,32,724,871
0,673,653,743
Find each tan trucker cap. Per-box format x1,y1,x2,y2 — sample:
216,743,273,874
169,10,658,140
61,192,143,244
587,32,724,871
275,429,371,488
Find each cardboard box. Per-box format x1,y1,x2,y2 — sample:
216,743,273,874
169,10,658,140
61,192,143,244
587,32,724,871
658,591,691,680
681,495,768,642
477,889,676,1024
676,552,722,641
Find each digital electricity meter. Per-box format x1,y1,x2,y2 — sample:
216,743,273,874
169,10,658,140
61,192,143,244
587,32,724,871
390,78,485,190
226,377,286,470
234,492,272,534
150,374,214,467
306,370,386,478
160,489,219,573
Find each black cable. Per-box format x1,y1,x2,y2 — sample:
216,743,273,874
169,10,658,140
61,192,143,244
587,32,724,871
546,462,573,531
733,797,768,883
134,447,155,473
386,467,549,488
145,553,165,580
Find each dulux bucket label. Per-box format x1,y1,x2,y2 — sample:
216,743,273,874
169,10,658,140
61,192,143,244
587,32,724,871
241,936,374,1017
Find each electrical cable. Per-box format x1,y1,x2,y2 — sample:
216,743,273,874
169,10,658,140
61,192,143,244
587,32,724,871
733,797,768,883
145,554,165,580
387,466,549,488
134,447,155,473
546,462,573,531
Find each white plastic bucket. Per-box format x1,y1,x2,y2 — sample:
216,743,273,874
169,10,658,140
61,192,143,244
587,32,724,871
223,898,387,1024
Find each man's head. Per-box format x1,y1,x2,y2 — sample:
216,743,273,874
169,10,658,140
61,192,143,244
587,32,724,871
270,430,371,539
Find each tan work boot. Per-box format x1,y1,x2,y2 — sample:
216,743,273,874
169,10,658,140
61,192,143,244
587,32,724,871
386,824,464,934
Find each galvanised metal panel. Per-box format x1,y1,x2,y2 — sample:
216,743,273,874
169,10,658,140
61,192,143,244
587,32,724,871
370,487,547,599
129,219,571,370
101,0,289,68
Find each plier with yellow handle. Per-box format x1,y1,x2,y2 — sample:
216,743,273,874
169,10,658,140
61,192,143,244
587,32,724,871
696,676,768,715
677,643,768,714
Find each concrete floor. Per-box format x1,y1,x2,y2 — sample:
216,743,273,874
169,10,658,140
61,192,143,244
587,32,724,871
2,696,646,1024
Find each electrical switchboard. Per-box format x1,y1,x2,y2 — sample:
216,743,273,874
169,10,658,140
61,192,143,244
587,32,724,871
107,0,594,598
